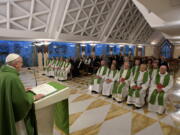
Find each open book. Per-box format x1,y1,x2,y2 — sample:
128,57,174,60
31,83,57,96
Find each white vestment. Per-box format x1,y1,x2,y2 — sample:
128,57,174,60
58,62,71,80
102,70,117,96
127,71,150,107
44,59,51,75
47,60,56,77
112,69,132,102
148,72,173,114
89,66,109,93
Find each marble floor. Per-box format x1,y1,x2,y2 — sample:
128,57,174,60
20,68,180,135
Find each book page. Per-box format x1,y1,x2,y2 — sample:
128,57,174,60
31,83,57,95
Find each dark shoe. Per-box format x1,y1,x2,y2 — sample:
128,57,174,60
107,95,112,98
92,91,98,94
135,106,142,109
117,101,123,103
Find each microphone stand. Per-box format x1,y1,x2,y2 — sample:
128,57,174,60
33,67,38,86
32,44,38,87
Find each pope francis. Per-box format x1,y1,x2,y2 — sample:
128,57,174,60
0,53,44,135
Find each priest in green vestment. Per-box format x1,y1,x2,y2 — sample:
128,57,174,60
50,57,59,77
48,57,56,77
112,62,132,102
131,59,141,75
127,64,150,108
89,60,109,93
58,58,71,81
102,64,118,97
0,53,44,135
54,57,63,80
44,58,53,76
148,65,173,114
149,60,159,79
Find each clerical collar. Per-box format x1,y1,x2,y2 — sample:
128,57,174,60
6,64,16,69
159,72,167,76
140,70,146,73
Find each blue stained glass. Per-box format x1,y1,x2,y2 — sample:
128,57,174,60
161,40,172,58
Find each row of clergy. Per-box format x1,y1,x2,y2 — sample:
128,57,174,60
43,58,71,81
89,60,173,114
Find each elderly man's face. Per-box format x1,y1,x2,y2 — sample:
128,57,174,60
160,66,167,74
111,64,116,70
140,64,147,72
112,60,116,64
101,60,105,66
135,60,140,65
66,59,69,62
15,57,23,71
124,62,129,69
153,62,158,68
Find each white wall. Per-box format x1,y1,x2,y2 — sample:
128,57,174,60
173,45,180,58
145,46,153,56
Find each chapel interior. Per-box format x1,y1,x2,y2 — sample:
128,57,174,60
0,0,180,135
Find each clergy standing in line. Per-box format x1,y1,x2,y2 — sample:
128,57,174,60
102,64,118,97
0,53,44,135
148,65,173,114
58,58,71,81
52,57,60,78
48,57,56,77
112,62,132,102
127,63,150,108
54,57,63,80
44,57,52,75
89,60,109,93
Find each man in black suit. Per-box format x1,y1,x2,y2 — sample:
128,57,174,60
90,55,100,74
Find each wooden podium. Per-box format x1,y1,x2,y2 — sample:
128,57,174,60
16,83,70,135
35,86,70,135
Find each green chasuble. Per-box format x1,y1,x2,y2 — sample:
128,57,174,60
149,73,170,106
131,66,140,75
112,69,131,94
128,71,149,97
0,65,37,135
90,66,108,85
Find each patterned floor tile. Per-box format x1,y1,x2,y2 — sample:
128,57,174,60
131,112,157,135
70,123,102,135
86,99,111,110
72,94,94,102
70,112,84,126
70,105,111,133
160,122,180,135
104,104,129,121
135,122,164,135
99,112,132,135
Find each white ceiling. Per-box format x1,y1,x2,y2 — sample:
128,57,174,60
0,0,162,44
134,0,180,45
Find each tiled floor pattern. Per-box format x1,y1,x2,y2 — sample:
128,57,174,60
20,68,180,135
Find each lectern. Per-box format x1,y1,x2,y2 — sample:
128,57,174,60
16,82,70,135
